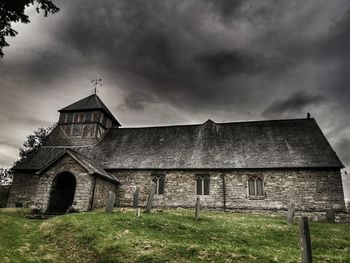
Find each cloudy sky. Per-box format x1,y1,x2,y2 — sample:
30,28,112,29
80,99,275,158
0,0,349,199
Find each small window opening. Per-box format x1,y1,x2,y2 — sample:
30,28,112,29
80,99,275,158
196,174,210,195
152,174,165,195
247,175,264,197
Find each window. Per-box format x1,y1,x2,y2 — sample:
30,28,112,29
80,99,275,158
92,111,100,122
247,175,264,197
85,112,92,122
66,113,74,123
152,174,165,195
78,112,85,122
196,174,210,195
73,113,79,123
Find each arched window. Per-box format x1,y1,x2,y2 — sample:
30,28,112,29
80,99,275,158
248,177,255,196
247,175,264,197
152,174,165,195
196,174,210,195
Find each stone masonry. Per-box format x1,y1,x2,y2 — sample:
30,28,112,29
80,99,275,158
8,154,117,212
112,168,345,212
92,177,117,209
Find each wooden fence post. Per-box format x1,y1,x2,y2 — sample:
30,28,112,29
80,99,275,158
195,197,200,221
299,216,312,263
145,183,156,213
133,187,140,208
105,191,116,213
287,203,295,224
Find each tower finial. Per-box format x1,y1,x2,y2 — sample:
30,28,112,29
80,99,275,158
91,78,102,94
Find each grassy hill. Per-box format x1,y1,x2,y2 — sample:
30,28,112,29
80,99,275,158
0,208,349,263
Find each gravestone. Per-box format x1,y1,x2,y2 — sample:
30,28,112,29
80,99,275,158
137,208,141,217
299,216,313,263
195,197,200,221
287,203,295,224
145,183,156,213
133,187,140,208
105,191,116,213
326,207,335,223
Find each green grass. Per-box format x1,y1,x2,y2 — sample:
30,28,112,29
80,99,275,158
0,208,349,263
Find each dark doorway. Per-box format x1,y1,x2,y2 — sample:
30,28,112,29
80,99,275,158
48,172,76,214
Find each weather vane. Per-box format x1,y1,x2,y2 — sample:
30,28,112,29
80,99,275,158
91,78,102,94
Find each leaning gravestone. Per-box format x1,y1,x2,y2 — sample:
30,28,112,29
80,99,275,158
195,197,200,221
145,183,156,213
133,187,140,208
105,191,116,213
326,207,335,223
287,203,295,224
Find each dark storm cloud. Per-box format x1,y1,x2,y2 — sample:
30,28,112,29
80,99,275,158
195,50,259,78
209,0,244,21
1,1,350,155
1,0,350,196
262,92,327,119
49,0,312,112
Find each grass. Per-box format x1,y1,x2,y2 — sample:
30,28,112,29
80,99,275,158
0,208,349,263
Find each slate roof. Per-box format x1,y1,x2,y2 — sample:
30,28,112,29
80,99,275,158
15,118,344,171
59,94,121,126
19,148,118,182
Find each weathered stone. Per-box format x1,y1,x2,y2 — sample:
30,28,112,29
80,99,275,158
195,196,200,221
326,208,335,223
287,203,295,224
133,187,140,208
145,183,156,213
106,191,116,213
7,154,117,212
111,168,345,213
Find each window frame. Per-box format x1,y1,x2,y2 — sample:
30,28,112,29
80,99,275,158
85,111,92,122
152,173,165,195
247,175,265,198
66,112,74,123
195,174,210,196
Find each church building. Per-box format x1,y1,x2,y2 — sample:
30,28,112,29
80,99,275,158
7,94,346,216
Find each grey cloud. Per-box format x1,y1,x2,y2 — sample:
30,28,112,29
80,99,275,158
262,92,327,119
118,94,146,112
1,0,350,198
1,1,350,163
195,50,259,78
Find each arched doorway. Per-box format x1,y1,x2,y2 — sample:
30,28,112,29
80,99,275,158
48,172,76,214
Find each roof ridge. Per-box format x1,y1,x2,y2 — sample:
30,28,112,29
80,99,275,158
113,117,314,130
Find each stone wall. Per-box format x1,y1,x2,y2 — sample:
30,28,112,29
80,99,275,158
111,168,345,212
7,172,40,208
31,154,94,212
8,154,118,212
0,185,10,208
92,177,117,209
